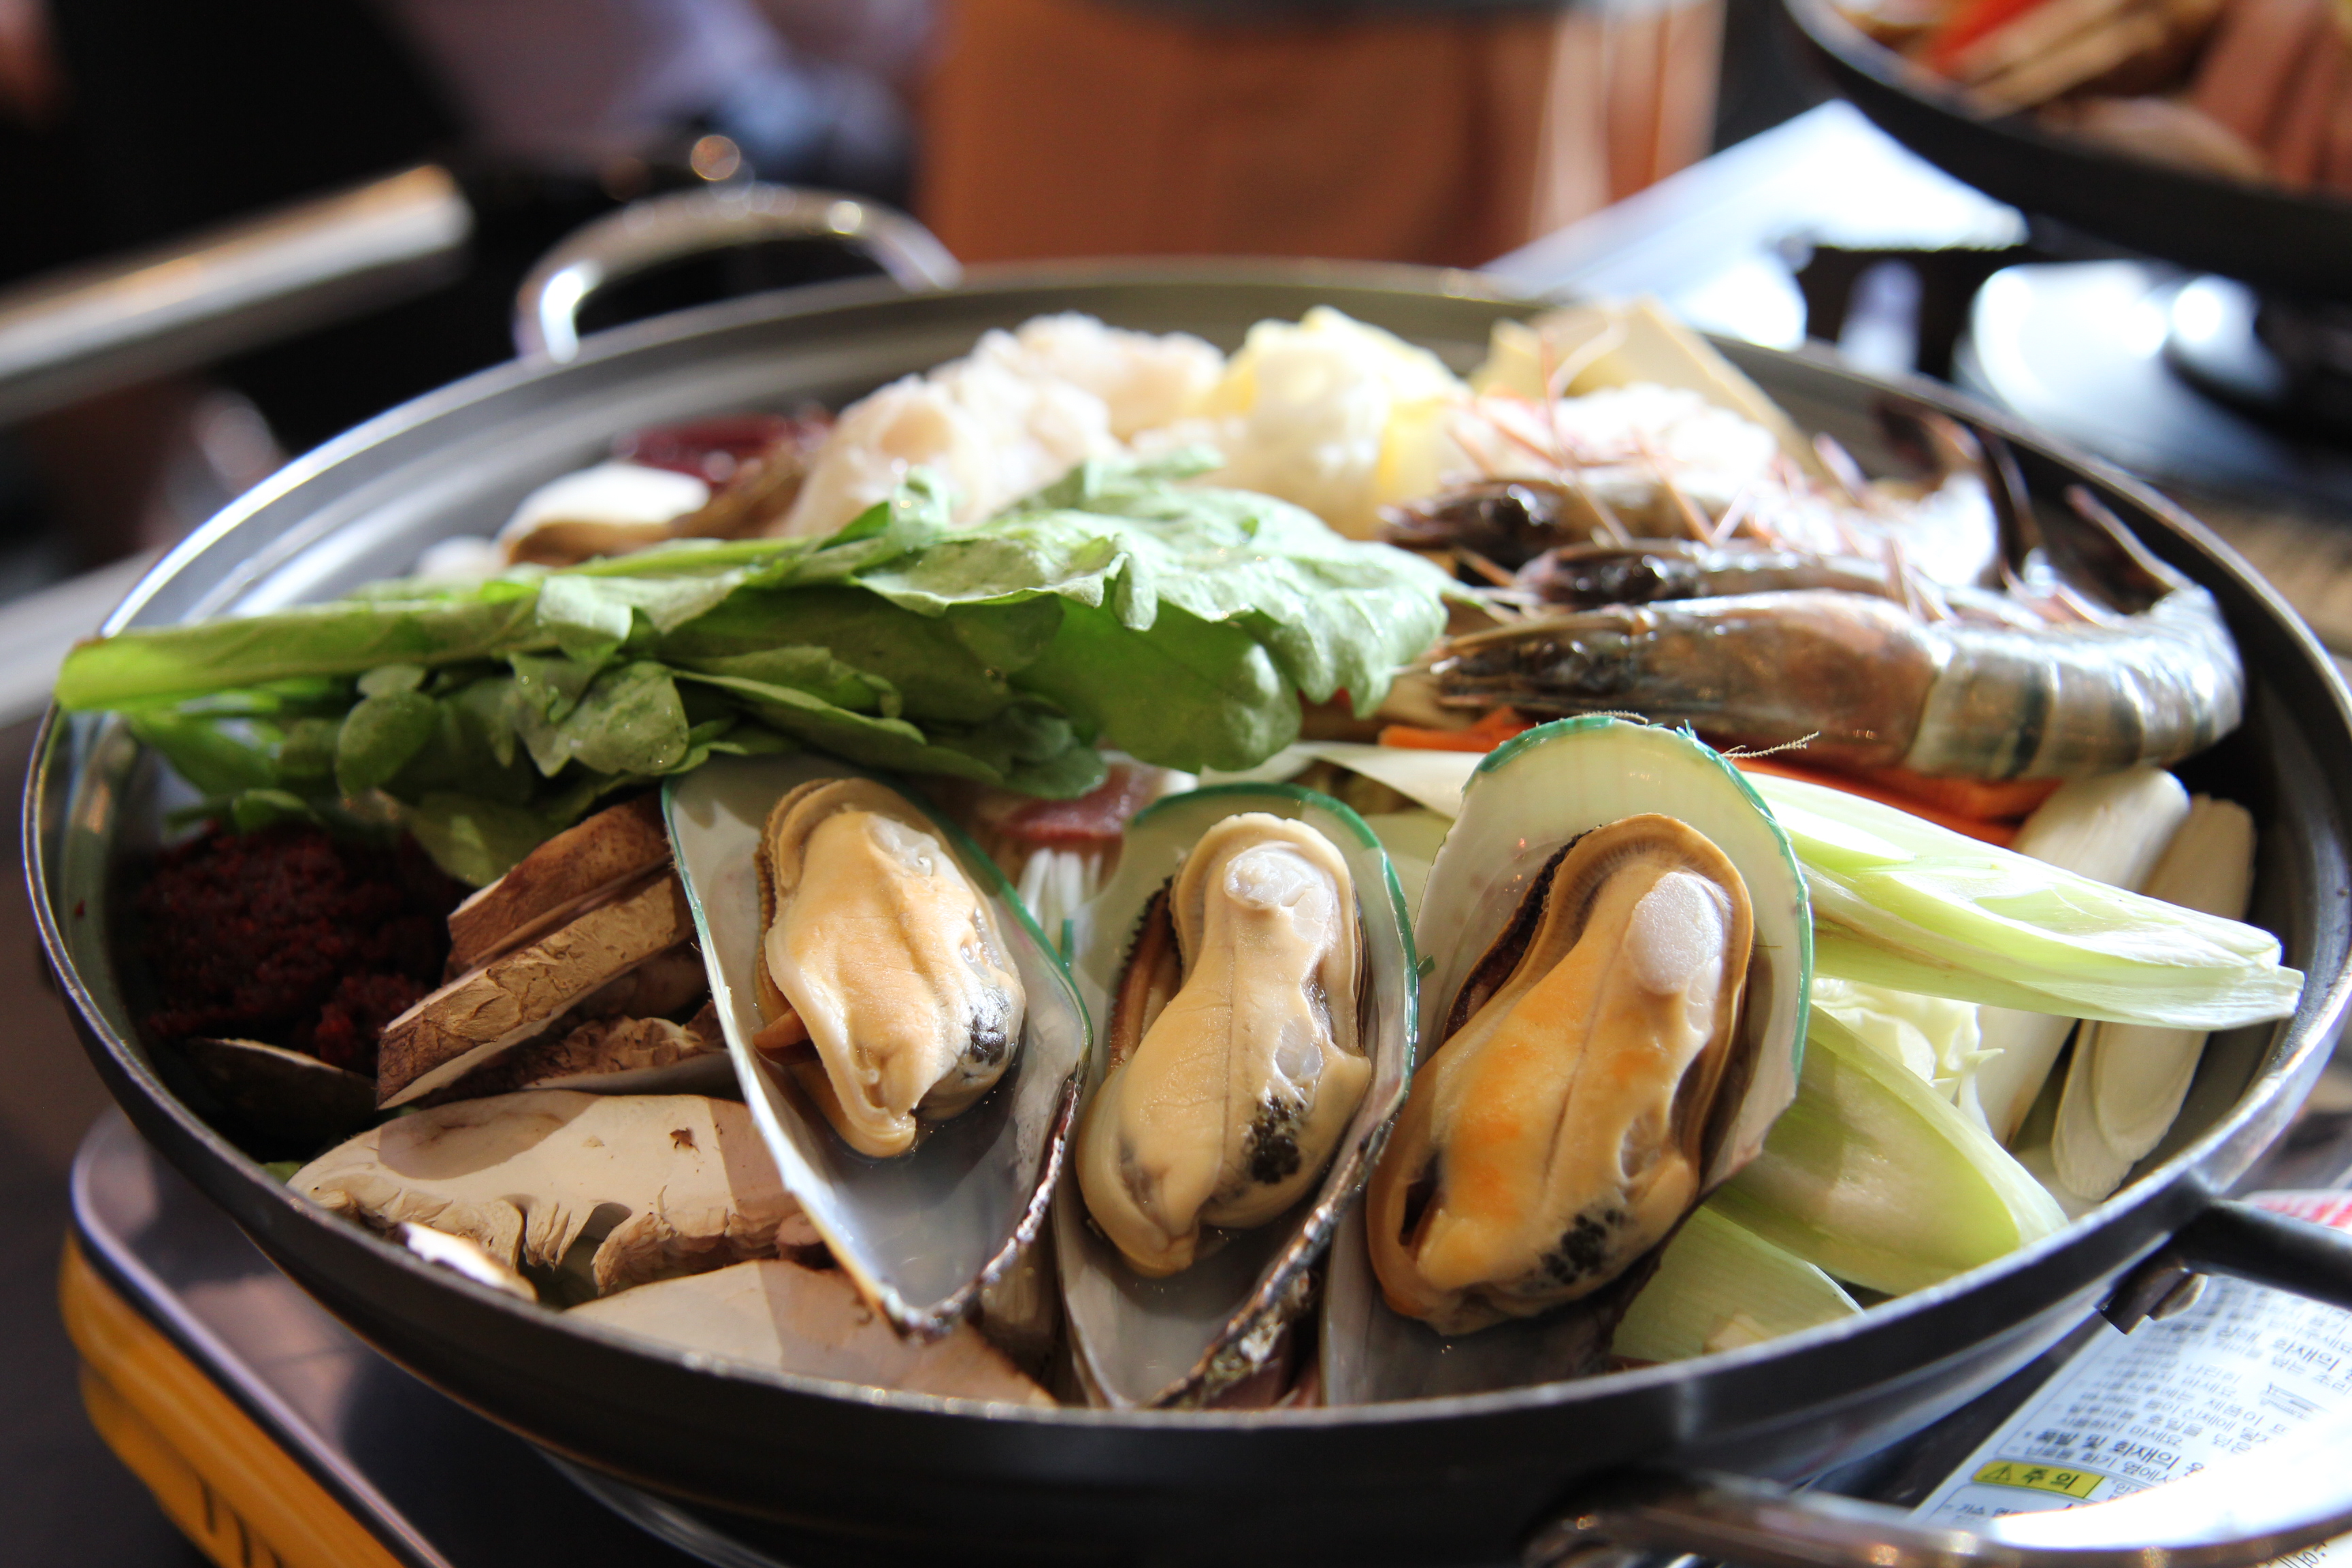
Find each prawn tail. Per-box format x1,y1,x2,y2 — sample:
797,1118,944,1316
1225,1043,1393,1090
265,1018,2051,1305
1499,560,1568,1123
1903,585,2244,779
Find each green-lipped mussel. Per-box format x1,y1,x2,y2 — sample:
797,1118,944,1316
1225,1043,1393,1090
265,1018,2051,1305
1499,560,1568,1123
1322,718,1809,1402
1056,786,1415,1407
667,755,1087,1340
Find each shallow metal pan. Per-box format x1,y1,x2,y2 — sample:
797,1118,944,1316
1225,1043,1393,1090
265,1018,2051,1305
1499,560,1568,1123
26,263,2352,1567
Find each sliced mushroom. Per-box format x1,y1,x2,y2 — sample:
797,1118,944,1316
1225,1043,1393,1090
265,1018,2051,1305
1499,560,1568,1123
570,943,710,1023
570,1258,1054,1405
504,421,829,568
293,1090,798,1296
446,796,673,976
425,1001,727,1105
395,1222,538,1303
378,871,694,1106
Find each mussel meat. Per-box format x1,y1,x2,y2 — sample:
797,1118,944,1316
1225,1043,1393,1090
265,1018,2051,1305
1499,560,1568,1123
757,778,1027,1158
1075,813,1370,1276
1366,813,1754,1335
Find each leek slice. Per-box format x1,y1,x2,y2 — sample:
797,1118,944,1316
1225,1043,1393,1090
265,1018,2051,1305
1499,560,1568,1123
1711,1007,2068,1295
1810,975,1980,1092
1751,773,2301,1030
1614,1206,1859,1363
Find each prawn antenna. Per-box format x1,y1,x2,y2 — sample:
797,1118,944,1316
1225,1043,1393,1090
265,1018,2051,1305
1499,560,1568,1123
1720,732,1822,760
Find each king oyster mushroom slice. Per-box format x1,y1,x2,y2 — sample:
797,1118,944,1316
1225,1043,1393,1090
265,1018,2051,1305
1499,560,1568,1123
423,998,730,1105
666,755,1086,1340
1320,719,1809,1403
293,1090,800,1296
390,796,724,1109
180,1037,378,1146
1055,785,1415,1409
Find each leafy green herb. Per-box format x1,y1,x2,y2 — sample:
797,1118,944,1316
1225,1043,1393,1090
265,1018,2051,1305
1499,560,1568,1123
59,457,1452,881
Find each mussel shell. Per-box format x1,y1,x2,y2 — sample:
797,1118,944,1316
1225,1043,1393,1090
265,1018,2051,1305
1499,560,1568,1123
180,1037,378,1147
1056,783,1418,1408
666,755,1088,1341
1322,717,1810,1403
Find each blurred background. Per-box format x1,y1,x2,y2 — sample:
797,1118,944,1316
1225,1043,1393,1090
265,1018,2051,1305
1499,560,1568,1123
0,0,1823,593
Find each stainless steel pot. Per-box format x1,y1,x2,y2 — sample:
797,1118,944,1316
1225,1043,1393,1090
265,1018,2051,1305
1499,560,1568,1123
27,255,2352,1568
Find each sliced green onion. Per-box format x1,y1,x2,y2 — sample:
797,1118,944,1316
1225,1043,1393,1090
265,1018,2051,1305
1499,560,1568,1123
1614,1205,1859,1362
1711,1006,2068,1295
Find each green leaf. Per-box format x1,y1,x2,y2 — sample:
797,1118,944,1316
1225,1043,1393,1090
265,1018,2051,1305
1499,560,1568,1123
663,587,1042,721
508,651,600,724
273,717,341,791
125,712,277,797
538,569,750,653
859,463,1450,715
56,594,551,709
671,646,898,716
926,703,1107,798
401,791,561,885
536,574,636,657
381,676,538,805
70,455,1456,871
229,788,323,834
782,470,955,580
336,690,440,796
674,668,1006,783
1011,600,1295,772
515,662,691,779
357,664,427,698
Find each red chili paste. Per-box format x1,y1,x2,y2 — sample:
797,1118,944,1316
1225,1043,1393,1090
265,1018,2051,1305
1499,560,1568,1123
137,825,463,1074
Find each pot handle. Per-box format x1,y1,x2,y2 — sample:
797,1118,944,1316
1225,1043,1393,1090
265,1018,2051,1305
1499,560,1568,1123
1526,1199,2352,1568
511,183,961,362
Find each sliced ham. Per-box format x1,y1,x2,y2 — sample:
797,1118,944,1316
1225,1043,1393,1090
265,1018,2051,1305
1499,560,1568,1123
982,764,1171,847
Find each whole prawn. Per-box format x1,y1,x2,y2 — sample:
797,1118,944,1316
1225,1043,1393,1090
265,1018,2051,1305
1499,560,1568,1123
1428,490,2243,779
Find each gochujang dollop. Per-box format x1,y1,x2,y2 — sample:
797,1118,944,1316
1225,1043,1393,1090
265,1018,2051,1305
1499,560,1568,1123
138,825,464,1074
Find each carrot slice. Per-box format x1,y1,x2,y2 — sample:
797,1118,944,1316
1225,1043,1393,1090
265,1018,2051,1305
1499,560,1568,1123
1859,765,2060,821
1377,707,1536,753
1731,757,2021,847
